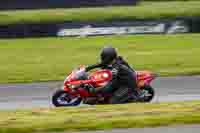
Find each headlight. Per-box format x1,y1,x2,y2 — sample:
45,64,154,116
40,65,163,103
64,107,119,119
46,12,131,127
103,73,109,78
71,85,77,89
67,84,80,89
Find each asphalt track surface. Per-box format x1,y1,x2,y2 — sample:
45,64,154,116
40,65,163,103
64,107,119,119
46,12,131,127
0,76,200,110
77,124,200,133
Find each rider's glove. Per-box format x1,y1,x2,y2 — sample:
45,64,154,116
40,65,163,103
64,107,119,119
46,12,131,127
78,67,86,73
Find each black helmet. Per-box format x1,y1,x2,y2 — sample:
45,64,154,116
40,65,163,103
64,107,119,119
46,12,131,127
100,46,117,65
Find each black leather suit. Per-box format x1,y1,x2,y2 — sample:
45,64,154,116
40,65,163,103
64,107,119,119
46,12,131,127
86,56,138,104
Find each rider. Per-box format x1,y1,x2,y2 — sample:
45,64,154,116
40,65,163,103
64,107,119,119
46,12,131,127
85,46,139,104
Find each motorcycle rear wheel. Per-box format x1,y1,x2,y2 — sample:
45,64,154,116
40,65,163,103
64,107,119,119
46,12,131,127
52,89,82,107
140,85,155,102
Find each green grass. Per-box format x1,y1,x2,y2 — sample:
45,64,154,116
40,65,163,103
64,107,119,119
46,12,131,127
0,34,200,83
0,1,200,25
0,101,200,133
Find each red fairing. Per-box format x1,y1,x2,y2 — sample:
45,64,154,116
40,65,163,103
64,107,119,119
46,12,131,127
90,69,112,87
136,70,157,87
63,85,91,97
58,66,157,105
63,69,112,98
63,85,71,92
64,71,74,85
76,88,91,97
66,79,92,86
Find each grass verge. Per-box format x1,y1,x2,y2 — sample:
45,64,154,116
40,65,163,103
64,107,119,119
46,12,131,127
0,100,200,133
0,1,200,25
0,34,200,83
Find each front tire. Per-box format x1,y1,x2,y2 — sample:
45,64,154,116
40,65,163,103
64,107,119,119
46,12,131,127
52,89,82,107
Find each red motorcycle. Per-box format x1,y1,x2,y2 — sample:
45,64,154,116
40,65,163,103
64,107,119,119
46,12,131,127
52,66,157,107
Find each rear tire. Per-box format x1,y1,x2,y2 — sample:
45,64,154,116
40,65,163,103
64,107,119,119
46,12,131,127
52,89,82,107
140,85,155,102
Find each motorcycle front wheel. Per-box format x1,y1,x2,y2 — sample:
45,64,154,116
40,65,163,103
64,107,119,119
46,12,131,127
52,89,82,107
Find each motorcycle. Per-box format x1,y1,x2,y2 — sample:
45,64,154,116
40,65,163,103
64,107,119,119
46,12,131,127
52,66,157,107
